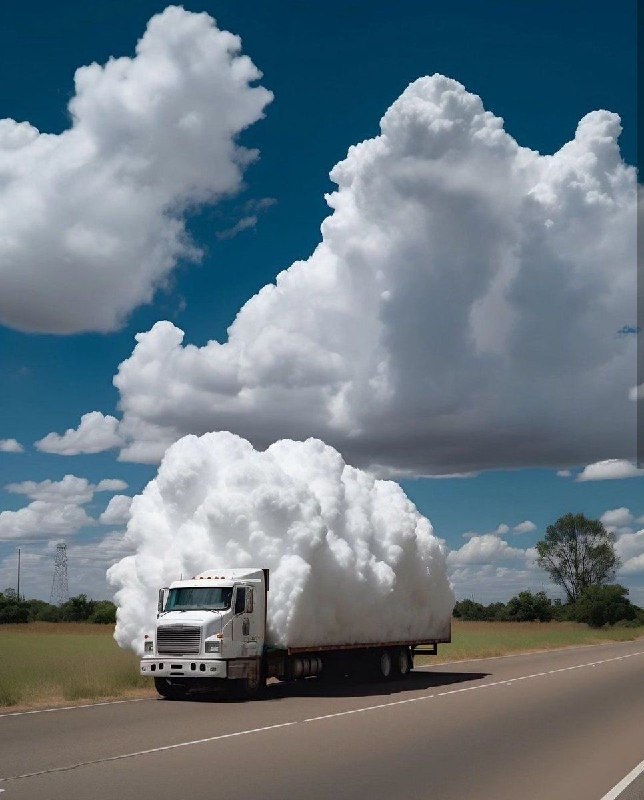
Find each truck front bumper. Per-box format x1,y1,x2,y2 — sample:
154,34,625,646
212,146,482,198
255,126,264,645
140,657,227,678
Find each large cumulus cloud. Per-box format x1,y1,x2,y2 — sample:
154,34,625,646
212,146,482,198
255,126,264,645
0,6,272,334
62,75,636,474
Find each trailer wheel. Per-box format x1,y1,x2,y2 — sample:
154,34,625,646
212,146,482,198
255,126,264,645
376,649,393,680
395,647,411,677
154,677,188,700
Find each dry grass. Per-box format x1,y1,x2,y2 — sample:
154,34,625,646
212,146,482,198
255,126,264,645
1,620,642,710
0,622,153,709
417,619,644,666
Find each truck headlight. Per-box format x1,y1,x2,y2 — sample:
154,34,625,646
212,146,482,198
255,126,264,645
205,641,220,653
144,641,154,653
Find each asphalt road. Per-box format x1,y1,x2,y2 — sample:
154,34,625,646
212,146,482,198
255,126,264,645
1,640,642,800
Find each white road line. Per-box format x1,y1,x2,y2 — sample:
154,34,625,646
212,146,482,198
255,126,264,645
0,697,153,719
305,651,644,722
1,649,642,784
1,721,299,782
600,758,644,800
414,638,644,669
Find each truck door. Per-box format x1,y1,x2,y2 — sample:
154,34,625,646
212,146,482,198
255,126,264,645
232,586,260,657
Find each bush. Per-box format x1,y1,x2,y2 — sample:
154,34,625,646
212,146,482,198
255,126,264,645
571,585,637,628
0,603,30,623
506,591,553,622
60,594,96,622
32,604,62,622
27,599,60,622
454,592,554,622
88,602,116,624
453,599,490,621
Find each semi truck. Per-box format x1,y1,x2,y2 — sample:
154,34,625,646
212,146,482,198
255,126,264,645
140,567,451,699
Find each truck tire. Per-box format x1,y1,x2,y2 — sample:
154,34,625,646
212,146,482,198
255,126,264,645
375,649,393,680
237,660,266,700
154,677,188,700
395,647,411,677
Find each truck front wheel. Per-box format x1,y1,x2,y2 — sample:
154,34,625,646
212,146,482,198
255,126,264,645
154,677,188,700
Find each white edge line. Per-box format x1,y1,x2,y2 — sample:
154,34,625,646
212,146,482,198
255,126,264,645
0,697,153,719
600,758,644,800
1,722,299,782
414,637,644,669
2,650,642,784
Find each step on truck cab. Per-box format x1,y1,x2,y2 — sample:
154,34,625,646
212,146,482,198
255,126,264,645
140,567,450,699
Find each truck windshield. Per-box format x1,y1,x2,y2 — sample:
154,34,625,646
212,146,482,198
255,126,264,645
165,587,233,611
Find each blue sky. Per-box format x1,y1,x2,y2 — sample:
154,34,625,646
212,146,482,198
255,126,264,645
0,0,640,603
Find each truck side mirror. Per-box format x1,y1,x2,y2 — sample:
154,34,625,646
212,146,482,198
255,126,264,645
234,587,246,615
158,588,169,614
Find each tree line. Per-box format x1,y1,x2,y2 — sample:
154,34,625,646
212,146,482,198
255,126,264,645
454,585,643,627
0,590,116,624
0,513,640,628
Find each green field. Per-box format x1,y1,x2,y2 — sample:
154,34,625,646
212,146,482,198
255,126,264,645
0,623,153,709
1,620,642,710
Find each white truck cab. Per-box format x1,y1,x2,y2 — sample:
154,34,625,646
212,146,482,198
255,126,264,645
140,568,267,698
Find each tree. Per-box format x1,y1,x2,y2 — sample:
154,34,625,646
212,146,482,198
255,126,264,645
88,601,117,624
571,585,636,628
536,513,619,603
60,594,95,622
506,591,553,622
0,590,29,623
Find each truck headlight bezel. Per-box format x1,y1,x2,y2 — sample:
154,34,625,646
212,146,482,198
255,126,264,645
144,641,154,653
205,640,220,653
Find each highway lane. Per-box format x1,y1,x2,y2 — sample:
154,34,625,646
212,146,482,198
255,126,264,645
1,640,642,799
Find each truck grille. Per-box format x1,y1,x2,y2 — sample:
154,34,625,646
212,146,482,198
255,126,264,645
157,625,201,655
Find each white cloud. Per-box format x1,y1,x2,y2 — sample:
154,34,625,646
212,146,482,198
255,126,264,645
600,507,633,529
513,520,537,535
0,438,24,453
99,74,635,475
0,474,128,541
36,412,124,455
99,495,132,526
447,534,528,567
616,529,644,576
496,523,510,535
449,563,551,603
447,536,545,601
95,479,128,493
576,460,643,481
7,475,96,504
216,215,258,240
0,501,95,541
556,469,572,478
0,6,272,334
5,474,126,503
